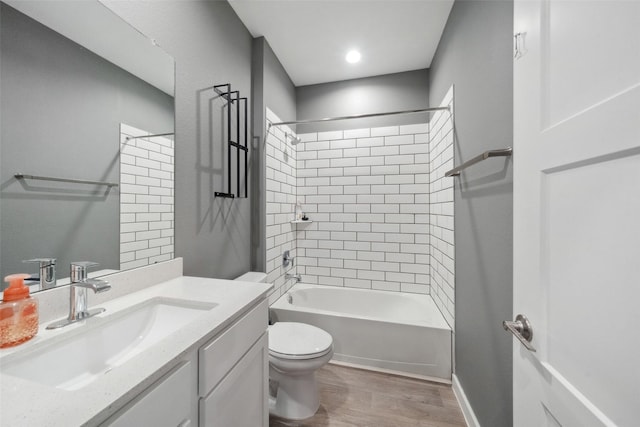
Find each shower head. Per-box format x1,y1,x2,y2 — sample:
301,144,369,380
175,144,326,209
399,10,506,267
286,133,302,146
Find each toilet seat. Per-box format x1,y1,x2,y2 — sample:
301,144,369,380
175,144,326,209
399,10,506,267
269,322,333,360
270,346,333,360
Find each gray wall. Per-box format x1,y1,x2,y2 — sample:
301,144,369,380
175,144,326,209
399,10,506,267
263,39,297,126
428,1,514,426
296,69,429,133
104,0,255,279
0,3,173,282
250,37,297,272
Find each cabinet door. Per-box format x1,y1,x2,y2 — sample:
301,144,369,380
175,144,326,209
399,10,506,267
199,333,268,427
199,300,267,396
104,360,193,427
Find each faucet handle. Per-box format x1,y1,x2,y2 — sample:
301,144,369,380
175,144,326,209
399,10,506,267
71,261,99,268
70,261,99,282
23,258,57,266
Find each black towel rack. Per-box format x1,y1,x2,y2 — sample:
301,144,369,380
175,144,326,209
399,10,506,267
213,83,248,199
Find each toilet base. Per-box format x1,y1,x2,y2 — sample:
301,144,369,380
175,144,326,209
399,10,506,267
266,322,334,421
269,369,320,420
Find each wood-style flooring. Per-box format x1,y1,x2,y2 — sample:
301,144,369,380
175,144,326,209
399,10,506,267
269,363,467,427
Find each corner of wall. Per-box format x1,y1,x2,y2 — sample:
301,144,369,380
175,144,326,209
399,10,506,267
251,36,266,273
453,374,482,427
428,86,455,329
264,108,298,305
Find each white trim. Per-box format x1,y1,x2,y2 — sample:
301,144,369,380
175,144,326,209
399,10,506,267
452,374,481,427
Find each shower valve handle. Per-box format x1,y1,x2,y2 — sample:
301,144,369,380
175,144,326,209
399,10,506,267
282,250,294,268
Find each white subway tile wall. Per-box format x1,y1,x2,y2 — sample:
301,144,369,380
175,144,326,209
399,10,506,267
265,102,456,328
120,124,174,271
297,122,431,295
265,108,299,304
429,87,455,328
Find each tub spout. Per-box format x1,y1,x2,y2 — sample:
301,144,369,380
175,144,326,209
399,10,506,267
285,273,302,283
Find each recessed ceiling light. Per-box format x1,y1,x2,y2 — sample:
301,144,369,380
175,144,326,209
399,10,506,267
345,50,361,64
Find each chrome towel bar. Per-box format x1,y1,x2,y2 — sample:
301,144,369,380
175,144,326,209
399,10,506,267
124,132,174,141
445,147,512,177
15,173,119,187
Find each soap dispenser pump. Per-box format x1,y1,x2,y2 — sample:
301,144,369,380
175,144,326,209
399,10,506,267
1,274,39,348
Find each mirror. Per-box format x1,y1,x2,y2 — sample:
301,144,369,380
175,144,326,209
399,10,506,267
0,0,175,292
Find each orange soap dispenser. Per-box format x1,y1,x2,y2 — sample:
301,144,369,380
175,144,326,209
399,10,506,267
1,274,39,348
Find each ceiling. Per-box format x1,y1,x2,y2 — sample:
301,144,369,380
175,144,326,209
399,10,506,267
228,0,454,87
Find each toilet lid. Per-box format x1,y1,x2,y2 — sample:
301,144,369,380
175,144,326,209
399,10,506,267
269,322,333,359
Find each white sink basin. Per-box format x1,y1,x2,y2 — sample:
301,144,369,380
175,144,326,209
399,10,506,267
2,297,216,390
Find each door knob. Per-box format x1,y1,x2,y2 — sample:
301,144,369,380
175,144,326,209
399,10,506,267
503,314,536,352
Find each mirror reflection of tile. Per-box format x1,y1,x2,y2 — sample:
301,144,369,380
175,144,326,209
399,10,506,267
119,124,175,271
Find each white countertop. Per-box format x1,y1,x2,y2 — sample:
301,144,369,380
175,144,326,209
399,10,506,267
0,275,272,426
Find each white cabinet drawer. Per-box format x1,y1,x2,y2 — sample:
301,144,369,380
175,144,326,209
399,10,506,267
198,300,267,396
103,360,192,427
199,333,268,427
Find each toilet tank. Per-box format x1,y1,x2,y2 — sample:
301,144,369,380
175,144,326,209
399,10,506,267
234,271,268,283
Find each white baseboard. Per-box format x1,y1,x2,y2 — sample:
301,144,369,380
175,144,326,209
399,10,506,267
328,360,451,385
452,374,481,427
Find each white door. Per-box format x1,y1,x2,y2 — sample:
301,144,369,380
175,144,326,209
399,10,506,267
512,0,640,426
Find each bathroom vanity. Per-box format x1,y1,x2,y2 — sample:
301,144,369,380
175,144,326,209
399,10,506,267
0,259,272,426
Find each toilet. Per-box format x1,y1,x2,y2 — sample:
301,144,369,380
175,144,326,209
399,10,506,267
234,272,334,420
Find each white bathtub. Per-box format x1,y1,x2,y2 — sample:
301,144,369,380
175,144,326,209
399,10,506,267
270,283,452,381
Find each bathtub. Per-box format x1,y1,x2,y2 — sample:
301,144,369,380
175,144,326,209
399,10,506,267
270,283,452,382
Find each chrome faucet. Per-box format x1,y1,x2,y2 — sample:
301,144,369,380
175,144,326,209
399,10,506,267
285,273,302,283
47,261,111,330
23,258,57,290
